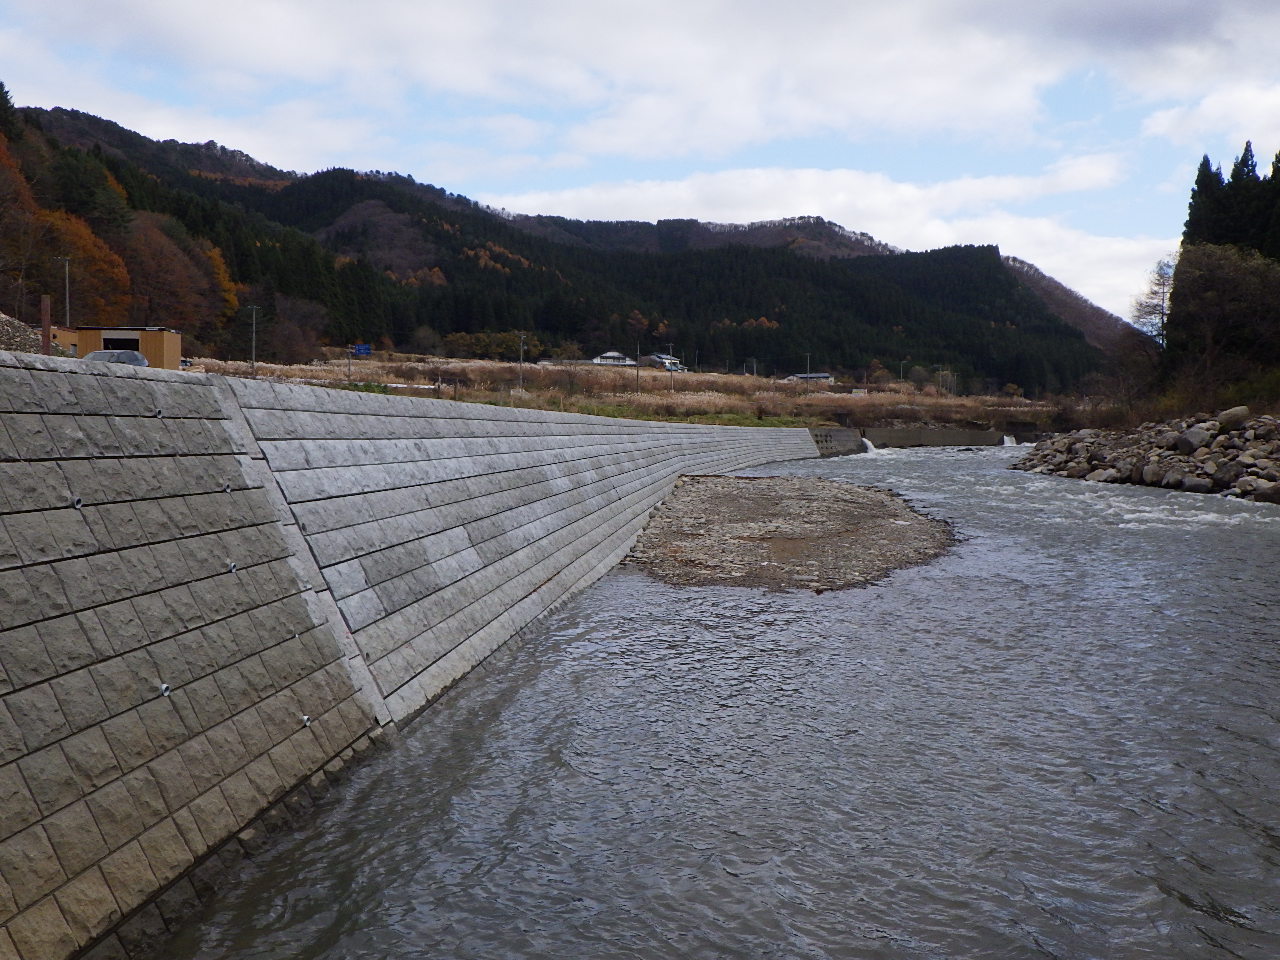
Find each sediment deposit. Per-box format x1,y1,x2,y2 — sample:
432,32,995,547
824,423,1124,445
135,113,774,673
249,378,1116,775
623,474,953,591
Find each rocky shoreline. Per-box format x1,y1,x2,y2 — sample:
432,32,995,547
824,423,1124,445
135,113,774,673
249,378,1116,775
623,474,953,591
1011,405,1280,503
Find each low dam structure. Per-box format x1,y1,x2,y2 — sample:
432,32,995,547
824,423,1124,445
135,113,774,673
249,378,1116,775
0,351,817,960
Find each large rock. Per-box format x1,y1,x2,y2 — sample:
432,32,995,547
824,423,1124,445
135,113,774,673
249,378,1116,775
1181,475,1214,494
1217,405,1251,430
1253,479,1280,504
1212,460,1248,488
1011,413,1280,502
1176,427,1213,455
1141,463,1166,485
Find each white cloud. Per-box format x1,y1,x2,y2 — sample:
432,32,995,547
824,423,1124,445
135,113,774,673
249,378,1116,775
6,1,1065,156
9,0,1280,178
1143,85,1280,161
480,158,1126,229
450,114,554,152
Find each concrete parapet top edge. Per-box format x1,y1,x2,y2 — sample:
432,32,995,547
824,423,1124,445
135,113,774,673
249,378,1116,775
0,348,214,384
0,352,821,446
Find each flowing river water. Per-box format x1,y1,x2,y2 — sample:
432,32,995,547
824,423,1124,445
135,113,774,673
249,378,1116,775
167,446,1280,959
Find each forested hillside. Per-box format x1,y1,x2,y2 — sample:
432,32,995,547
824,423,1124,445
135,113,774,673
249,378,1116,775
0,81,1126,394
1168,141,1280,401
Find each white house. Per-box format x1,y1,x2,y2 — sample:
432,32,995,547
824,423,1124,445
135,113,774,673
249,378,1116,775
641,353,687,371
591,351,637,366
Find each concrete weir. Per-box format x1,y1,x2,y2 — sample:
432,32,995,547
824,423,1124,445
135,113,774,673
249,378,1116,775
0,351,817,960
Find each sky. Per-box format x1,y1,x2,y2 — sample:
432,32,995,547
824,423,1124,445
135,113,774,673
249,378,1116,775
3,0,1280,320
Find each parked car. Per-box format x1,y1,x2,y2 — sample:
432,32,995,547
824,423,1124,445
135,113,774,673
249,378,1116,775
81,349,149,367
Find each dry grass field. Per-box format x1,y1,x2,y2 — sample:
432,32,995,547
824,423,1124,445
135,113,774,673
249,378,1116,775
193,353,1070,431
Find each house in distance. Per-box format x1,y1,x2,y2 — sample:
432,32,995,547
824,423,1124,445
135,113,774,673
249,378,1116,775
590,351,637,366
640,353,687,371
782,371,836,385
51,325,183,369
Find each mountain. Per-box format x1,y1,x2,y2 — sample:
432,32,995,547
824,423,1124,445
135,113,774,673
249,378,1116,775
35,106,297,187
504,213,898,259
0,95,1133,394
1002,256,1148,355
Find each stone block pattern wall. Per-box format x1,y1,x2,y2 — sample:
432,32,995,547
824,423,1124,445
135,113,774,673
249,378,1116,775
0,353,817,959
809,427,867,456
228,379,819,724
0,355,379,960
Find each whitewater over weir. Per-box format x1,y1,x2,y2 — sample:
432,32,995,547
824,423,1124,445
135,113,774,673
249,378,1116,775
168,446,1280,960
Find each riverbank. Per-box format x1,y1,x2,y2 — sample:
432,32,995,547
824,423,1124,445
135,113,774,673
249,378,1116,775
196,356,1054,432
622,474,953,591
1011,405,1280,502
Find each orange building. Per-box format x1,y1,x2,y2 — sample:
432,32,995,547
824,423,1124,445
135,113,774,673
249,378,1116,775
51,325,183,369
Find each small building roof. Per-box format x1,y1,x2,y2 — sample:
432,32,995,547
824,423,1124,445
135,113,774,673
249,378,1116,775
55,325,182,333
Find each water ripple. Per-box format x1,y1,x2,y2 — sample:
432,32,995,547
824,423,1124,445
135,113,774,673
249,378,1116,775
167,447,1280,960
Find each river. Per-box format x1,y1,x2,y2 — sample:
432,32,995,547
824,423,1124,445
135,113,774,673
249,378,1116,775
166,446,1280,959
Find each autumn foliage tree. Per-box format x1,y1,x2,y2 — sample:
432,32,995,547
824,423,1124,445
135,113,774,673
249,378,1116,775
0,133,46,318
38,209,131,326
121,213,214,326
0,99,129,325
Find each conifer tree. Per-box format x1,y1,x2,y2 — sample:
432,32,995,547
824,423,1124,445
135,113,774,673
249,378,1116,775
1262,150,1280,260
1226,141,1269,248
0,81,19,141
1183,155,1227,245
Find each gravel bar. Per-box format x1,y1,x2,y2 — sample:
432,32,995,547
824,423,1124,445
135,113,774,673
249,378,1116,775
622,474,953,592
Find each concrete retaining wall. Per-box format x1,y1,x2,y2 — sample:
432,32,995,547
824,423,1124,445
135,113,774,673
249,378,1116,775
227,378,817,725
809,427,866,457
0,352,817,960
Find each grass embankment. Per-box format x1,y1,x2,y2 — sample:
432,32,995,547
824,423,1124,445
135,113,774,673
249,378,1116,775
194,355,1059,431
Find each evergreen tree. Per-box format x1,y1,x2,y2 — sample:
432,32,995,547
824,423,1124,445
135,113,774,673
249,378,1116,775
1225,141,1268,248
0,81,20,142
1262,150,1280,261
1167,243,1280,392
1183,155,1227,245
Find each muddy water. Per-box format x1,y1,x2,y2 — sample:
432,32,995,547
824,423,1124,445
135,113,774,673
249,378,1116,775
167,447,1280,959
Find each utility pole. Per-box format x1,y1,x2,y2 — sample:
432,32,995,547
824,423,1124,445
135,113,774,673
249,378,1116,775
247,305,259,377
40,296,51,354
518,333,525,391
805,352,811,374
54,256,70,328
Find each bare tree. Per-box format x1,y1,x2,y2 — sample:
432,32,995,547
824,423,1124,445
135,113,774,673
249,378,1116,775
1131,255,1176,345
